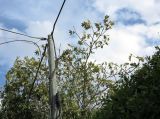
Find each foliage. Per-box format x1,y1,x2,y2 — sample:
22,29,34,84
58,15,114,119
94,47,160,119
0,15,114,119
0,57,49,119
1,14,158,119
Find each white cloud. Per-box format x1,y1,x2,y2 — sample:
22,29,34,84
92,0,160,24
0,25,40,67
121,23,160,40
0,21,66,84
1,0,160,68
88,0,160,64
26,21,52,38
92,28,144,63
24,2,160,64
26,20,71,52
0,20,71,68
147,24,160,39
92,23,157,64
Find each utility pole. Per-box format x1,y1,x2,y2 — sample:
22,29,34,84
47,1,66,118
47,35,58,119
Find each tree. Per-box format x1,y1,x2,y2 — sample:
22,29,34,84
0,57,49,119
94,46,160,119
58,15,114,119
0,15,115,119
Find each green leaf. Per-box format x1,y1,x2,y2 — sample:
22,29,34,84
69,30,75,35
78,41,83,45
81,20,91,30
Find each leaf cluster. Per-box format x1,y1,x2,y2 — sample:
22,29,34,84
94,47,160,119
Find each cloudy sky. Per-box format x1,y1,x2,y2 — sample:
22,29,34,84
0,0,160,86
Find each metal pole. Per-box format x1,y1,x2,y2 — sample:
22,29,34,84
47,35,58,119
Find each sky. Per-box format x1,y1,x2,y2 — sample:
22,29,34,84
0,0,160,86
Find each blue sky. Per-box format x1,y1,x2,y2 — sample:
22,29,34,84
0,0,160,86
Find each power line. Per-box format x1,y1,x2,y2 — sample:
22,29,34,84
27,0,67,98
28,43,48,100
0,39,41,55
49,1,67,118
25,43,47,118
51,0,67,59
51,0,66,35
0,27,47,40
0,40,47,117
0,1,67,118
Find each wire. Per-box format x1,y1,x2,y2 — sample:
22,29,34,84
0,27,47,40
24,43,47,117
28,43,48,99
51,0,66,35
51,0,67,59
0,39,41,55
